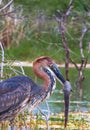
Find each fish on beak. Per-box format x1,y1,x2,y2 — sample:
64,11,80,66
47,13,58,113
50,63,72,128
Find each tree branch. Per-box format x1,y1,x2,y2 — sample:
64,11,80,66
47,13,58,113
54,0,75,80
0,0,3,5
79,27,90,70
0,0,13,12
65,0,75,16
0,41,4,80
70,58,79,70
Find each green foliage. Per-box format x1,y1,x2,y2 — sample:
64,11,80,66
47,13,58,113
0,112,90,129
3,0,90,63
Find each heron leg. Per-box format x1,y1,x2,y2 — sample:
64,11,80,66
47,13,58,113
10,126,14,130
9,119,15,130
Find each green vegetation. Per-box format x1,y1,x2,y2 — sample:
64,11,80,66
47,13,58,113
0,112,90,129
4,0,90,63
0,0,90,129
1,63,90,129
5,37,64,62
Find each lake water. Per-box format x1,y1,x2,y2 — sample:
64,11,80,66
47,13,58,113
4,66,90,114
0,66,90,130
35,85,90,115
22,67,90,114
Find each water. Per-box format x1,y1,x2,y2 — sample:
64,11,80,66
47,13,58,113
29,67,90,114
4,66,90,113
0,67,90,129
38,89,90,115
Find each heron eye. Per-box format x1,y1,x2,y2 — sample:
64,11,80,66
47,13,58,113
49,64,53,68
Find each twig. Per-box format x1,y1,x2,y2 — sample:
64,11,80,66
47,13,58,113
70,27,90,100
37,101,50,130
0,5,24,19
79,28,90,69
0,0,13,12
0,41,4,80
84,56,88,68
45,101,50,120
54,0,75,80
79,28,89,59
17,62,26,75
65,0,74,16
8,61,26,75
0,0,3,5
70,58,79,70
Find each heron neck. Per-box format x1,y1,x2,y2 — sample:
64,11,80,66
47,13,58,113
33,62,56,92
42,68,56,93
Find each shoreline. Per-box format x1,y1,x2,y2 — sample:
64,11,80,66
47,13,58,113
4,61,90,68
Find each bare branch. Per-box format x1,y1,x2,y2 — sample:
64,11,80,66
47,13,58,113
60,21,70,80
79,27,89,59
79,27,90,70
16,62,26,75
65,0,75,16
84,56,88,68
54,0,74,80
0,41,4,80
0,0,13,12
0,0,3,5
37,104,50,130
70,58,79,70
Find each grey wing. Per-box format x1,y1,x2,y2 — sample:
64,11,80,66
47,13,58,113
0,76,29,95
0,78,31,114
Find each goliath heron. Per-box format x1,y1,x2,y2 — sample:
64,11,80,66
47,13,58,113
0,56,72,129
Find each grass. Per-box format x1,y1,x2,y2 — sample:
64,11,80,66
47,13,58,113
0,0,89,63
0,66,90,129
3,0,90,63
0,112,90,130
5,33,65,62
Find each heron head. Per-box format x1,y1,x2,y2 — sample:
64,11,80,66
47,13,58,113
33,56,66,84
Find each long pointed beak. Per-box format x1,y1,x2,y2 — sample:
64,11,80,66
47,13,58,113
50,63,66,85
50,64,72,128
63,81,72,128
